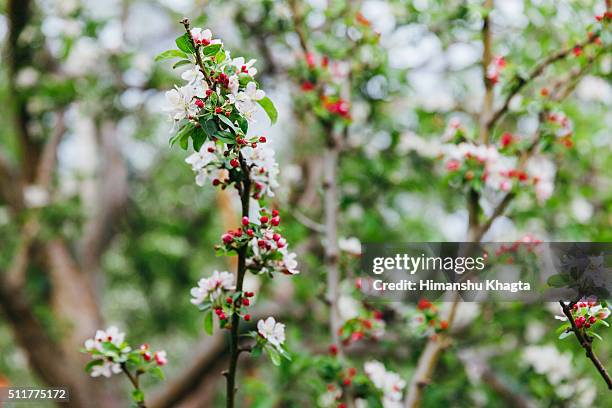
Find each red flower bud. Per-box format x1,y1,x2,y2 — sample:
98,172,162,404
244,314,251,321
271,216,280,226
230,158,240,168
242,298,250,306
260,215,269,224
272,209,279,217
206,89,213,97
259,136,267,143
242,216,250,226
329,344,338,355
342,378,351,386
212,178,221,186
195,99,204,108
501,132,513,147
226,297,233,304
247,229,254,237
222,234,233,244
215,107,222,114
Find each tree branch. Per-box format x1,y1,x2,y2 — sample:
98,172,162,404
479,0,494,144
559,301,612,389
486,34,599,133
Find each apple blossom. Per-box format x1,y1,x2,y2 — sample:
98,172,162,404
190,270,236,305
83,327,167,406
257,316,286,349
231,57,258,77
364,360,406,406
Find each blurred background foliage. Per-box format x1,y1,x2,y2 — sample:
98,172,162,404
0,0,610,407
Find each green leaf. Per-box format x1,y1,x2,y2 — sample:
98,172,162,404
170,123,195,150
202,44,222,56
214,131,236,144
201,119,218,138
172,59,192,69
192,125,207,152
149,366,165,380
154,49,187,62
588,331,602,341
547,274,569,288
131,389,145,403
251,345,262,358
176,33,195,54
215,50,226,63
235,115,248,134
257,96,278,124
84,359,104,372
267,347,281,366
598,320,610,327
217,114,239,134
558,330,572,340
204,310,214,335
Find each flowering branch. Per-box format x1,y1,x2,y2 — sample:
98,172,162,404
158,18,297,408
486,33,600,132
559,302,612,389
83,327,167,407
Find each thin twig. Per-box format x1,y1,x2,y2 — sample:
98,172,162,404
559,302,612,389
121,363,147,408
293,210,325,233
486,34,599,132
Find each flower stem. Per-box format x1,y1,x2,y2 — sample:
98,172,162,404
120,363,146,408
226,152,251,408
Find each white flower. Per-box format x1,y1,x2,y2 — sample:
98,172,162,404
181,66,204,84
243,81,265,101
319,387,342,407
231,57,258,77
23,185,49,208
165,84,206,122
526,155,556,203
338,295,360,323
338,237,362,256
185,141,218,186
190,270,235,305
522,344,572,385
242,144,279,197
228,74,240,95
190,28,222,46
281,250,299,275
154,350,168,366
90,360,122,378
229,82,265,121
257,316,286,348
84,326,128,353
364,361,406,405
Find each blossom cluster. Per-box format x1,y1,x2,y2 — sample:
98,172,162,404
407,299,449,339
336,295,385,346
161,25,295,365
216,208,299,277
443,141,556,202
83,326,167,401
364,360,406,408
556,300,611,339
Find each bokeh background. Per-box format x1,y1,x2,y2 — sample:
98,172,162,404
0,0,610,407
